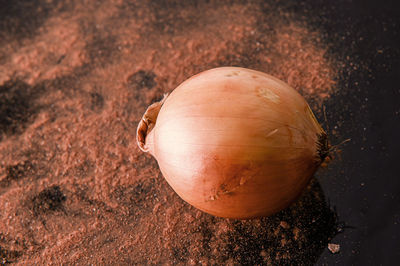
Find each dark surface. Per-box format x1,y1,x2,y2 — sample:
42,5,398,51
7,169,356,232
293,0,400,265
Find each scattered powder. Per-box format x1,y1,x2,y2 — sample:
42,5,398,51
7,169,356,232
0,0,339,264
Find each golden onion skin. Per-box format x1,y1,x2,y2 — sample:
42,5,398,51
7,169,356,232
137,67,328,219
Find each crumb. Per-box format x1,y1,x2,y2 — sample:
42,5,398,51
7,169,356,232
328,243,341,254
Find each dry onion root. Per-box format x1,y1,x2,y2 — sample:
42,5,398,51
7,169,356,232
137,67,329,219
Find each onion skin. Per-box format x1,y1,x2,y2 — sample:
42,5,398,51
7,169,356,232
137,67,328,219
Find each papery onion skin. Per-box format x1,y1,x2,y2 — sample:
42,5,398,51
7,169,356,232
137,67,328,219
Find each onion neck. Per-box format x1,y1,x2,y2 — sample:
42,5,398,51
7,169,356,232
136,94,168,156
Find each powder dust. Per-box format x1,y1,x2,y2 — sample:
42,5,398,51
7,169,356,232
0,0,339,264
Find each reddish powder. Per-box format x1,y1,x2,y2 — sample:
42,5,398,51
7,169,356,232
0,1,339,264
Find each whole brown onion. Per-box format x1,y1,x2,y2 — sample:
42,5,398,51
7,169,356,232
137,67,329,219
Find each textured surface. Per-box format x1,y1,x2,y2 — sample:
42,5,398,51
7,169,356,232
0,0,398,265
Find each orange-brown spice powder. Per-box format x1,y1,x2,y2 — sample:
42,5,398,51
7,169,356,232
0,1,339,264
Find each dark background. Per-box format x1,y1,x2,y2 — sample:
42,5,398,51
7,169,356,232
297,0,400,265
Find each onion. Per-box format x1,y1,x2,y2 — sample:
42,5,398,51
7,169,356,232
136,67,329,219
